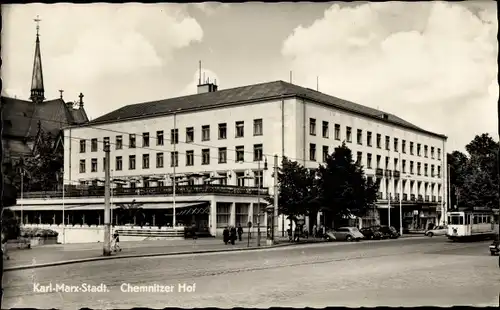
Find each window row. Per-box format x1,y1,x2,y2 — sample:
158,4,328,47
308,118,442,160
79,119,264,153
79,144,265,173
309,144,442,178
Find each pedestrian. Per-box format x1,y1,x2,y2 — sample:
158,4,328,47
191,223,197,240
294,226,301,242
237,224,243,241
287,227,293,242
223,227,230,245
230,226,237,245
312,224,317,238
112,231,122,252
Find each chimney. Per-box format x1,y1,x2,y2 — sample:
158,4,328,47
197,78,218,94
79,92,84,109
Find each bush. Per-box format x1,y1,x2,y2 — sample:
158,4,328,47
20,227,59,238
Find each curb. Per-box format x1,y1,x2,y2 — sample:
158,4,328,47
4,241,303,272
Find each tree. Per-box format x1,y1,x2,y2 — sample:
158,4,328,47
116,200,145,225
316,143,379,227
447,151,468,209
264,157,316,229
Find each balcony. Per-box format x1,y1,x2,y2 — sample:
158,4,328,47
19,184,269,199
411,194,416,201
376,168,383,177
425,195,429,202
385,169,392,178
393,170,400,178
417,195,423,202
403,193,408,201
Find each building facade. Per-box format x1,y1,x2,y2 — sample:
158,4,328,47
14,80,447,241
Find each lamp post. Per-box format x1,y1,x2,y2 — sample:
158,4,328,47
256,156,268,247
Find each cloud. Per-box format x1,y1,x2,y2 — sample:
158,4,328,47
282,2,498,151
177,68,220,97
1,3,203,117
192,3,230,16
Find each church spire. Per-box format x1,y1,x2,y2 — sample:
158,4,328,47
30,15,45,102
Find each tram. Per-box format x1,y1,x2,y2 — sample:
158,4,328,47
447,210,496,241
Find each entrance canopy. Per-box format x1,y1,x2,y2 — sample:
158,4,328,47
7,202,208,211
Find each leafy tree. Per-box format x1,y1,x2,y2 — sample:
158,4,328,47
116,200,145,225
264,157,317,230
447,151,468,210
316,143,379,227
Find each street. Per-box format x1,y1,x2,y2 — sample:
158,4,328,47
2,237,499,308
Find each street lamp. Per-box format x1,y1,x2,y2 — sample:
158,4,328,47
256,156,268,247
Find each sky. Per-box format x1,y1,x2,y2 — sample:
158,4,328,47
2,2,497,152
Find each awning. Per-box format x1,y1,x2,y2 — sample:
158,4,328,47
140,202,207,210
177,206,210,216
6,204,120,211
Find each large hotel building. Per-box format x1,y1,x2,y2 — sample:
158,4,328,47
15,79,447,243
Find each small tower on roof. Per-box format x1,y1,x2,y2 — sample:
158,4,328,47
30,15,45,103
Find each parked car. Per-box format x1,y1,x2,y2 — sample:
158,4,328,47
425,225,447,237
378,226,400,239
489,240,499,256
328,227,364,242
360,227,383,240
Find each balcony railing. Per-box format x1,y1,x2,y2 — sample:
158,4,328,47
438,196,442,203
19,184,270,199
393,170,400,178
385,169,392,178
417,195,423,202
376,168,383,177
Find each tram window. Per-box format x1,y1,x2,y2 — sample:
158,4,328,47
465,215,470,225
450,215,462,225
486,216,490,223
473,216,478,224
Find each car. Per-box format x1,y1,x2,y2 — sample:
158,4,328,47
377,226,400,239
425,225,447,237
328,227,365,242
360,227,383,240
489,240,499,256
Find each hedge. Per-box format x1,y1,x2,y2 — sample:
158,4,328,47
20,227,59,238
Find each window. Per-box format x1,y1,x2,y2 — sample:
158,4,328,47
143,133,149,147
438,166,441,177
79,160,85,173
376,155,381,168
367,154,372,169
156,153,164,168
91,158,97,172
322,146,329,162
410,142,414,155
129,134,136,148
186,127,194,143
334,124,340,140
376,134,381,148
202,149,210,165
91,138,98,152
218,148,227,164
254,170,263,188
417,143,421,156
236,204,249,227
402,140,406,153
410,161,414,174
186,151,194,166
116,156,122,171
309,143,316,161
367,131,372,146
356,152,362,165
253,144,263,161
116,136,123,150
385,156,390,169
357,129,362,145
394,158,398,170
236,146,244,162
170,152,178,167
142,154,149,169
202,125,210,141
431,164,435,177
437,148,441,160
417,162,421,175
235,121,244,138
170,129,178,144
424,163,428,176
216,203,230,228
322,121,329,138
346,127,352,142
157,131,164,145
218,123,227,139
394,138,398,152
424,145,428,157
129,155,136,170
309,118,316,136
254,119,263,136
385,136,390,150
79,140,86,153
402,160,406,173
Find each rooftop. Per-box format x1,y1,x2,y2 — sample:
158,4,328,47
86,80,445,139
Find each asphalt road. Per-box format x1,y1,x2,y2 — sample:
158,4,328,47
2,237,499,308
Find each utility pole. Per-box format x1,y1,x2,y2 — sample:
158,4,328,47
103,142,111,256
173,112,178,228
399,153,403,236
257,160,261,247
273,154,279,243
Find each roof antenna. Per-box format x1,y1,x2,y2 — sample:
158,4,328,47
59,89,64,99
203,72,206,84
198,60,202,85
316,76,319,91
290,71,292,84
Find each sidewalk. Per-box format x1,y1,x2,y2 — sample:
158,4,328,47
3,237,324,271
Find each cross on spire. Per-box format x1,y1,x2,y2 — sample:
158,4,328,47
34,15,41,37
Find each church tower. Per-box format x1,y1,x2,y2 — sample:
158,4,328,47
29,15,44,103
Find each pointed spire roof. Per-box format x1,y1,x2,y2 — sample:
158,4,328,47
30,15,45,102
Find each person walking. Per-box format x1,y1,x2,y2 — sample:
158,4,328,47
230,226,237,245
237,224,243,241
312,224,317,238
223,227,230,245
112,231,122,252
